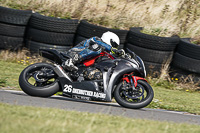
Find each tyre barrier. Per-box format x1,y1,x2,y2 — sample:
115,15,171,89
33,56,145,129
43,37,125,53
74,35,88,46
143,61,163,77
74,20,128,49
0,6,32,26
127,28,180,51
125,43,173,64
169,66,200,83
0,6,200,81
29,13,78,33
0,35,24,50
0,6,32,50
170,38,200,83
125,28,179,76
26,27,75,46
172,52,200,74
176,38,200,60
26,40,72,53
0,23,26,37
25,12,79,53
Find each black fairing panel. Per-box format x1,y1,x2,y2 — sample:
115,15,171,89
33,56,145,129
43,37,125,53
58,58,142,102
104,59,141,101
95,59,116,70
58,77,107,100
39,49,64,64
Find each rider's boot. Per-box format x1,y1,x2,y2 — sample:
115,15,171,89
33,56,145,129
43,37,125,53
63,58,78,71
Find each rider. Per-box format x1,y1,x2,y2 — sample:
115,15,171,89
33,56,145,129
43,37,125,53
63,31,125,71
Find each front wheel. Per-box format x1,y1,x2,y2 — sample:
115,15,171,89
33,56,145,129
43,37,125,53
19,63,60,97
114,80,154,109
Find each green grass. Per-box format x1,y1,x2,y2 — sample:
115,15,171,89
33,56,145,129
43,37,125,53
147,86,200,114
0,60,200,114
0,77,7,87
0,103,199,133
0,60,26,89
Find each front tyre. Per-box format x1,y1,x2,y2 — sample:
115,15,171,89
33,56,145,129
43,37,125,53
19,63,59,97
114,80,154,109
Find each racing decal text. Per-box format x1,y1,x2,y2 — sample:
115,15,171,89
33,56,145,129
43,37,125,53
63,84,106,99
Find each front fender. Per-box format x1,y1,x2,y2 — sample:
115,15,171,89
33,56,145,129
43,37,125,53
104,60,140,101
122,76,147,87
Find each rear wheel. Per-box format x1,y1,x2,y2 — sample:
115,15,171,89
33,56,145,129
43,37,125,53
19,63,59,97
114,80,154,109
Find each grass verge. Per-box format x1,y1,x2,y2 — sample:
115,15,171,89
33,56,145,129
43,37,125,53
0,103,199,133
0,60,26,89
147,86,200,114
0,49,43,89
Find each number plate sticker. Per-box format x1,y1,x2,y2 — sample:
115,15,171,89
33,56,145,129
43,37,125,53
63,84,73,93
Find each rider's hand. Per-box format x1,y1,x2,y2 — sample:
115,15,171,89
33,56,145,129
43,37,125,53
116,49,125,56
125,53,131,59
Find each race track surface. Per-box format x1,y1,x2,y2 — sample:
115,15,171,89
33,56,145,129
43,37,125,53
0,90,199,125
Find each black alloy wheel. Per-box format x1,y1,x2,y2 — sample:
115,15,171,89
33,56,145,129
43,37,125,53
114,80,154,109
19,63,59,97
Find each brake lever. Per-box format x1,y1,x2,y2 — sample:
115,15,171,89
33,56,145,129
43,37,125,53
126,48,138,61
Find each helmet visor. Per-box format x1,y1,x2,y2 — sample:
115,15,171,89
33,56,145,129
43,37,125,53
110,39,119,48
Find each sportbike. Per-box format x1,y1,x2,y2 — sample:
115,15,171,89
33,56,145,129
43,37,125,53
19,48,154,109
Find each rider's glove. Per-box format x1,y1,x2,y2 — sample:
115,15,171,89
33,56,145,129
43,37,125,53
111,48,125,56
125,53,131,59
116,49,125,56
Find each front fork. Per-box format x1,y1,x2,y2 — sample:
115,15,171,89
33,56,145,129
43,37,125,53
122,72,147,88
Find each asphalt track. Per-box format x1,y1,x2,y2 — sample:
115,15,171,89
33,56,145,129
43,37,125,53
0,90,199,125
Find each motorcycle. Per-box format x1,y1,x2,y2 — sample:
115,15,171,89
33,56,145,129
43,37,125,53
19,48,154,109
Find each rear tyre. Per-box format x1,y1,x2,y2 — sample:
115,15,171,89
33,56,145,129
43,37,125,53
19,63,59,97
114,80,154,109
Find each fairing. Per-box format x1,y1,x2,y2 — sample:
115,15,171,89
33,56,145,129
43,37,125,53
58,58,145,102
101,59,142,101
39,49,65,64
58,77,106,100
40,49,147,102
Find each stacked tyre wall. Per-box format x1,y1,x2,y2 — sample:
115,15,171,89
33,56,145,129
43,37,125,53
0,6,200,83
170,38,200,83
0,6,31,50
74,20,128,49
25,13,79,53
126,28,180,76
